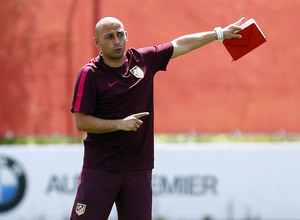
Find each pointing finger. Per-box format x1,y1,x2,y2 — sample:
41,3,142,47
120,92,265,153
132,112,150,119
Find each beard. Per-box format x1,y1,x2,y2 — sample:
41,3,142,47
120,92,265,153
107,47,125,60
100,46,126,67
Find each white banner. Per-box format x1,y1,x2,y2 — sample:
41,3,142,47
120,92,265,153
1,143,300,220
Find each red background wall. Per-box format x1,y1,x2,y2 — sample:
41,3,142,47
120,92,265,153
0,0,299,136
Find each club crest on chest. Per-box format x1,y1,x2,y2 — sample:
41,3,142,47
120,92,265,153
130,66,144,78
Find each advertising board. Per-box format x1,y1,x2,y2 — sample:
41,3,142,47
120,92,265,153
1,143,300,220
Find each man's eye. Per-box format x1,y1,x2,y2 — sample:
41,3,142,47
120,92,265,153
106,35,113,39
118,33,124,37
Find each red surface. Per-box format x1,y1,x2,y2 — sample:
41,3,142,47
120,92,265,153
0,0,299,135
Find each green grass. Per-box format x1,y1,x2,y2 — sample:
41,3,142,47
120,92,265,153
0,135,84,145
154,132,300,143
1,132,300,145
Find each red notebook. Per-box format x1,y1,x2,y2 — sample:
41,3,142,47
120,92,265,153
223,18,266,61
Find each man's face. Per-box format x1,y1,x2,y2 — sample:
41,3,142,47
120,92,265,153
95,21,127,62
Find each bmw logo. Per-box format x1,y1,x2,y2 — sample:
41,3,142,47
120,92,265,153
0,156,27,212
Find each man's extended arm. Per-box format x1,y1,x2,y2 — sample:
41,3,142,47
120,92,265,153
171,18,244,59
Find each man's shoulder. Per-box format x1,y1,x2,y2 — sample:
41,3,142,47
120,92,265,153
127,42,173,60
79,56,102,74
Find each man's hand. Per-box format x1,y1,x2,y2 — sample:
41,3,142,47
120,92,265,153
120,112,150,132
73,111,149,134
223,17,245,40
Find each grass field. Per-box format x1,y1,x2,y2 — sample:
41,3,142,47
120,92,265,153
1,132,300,145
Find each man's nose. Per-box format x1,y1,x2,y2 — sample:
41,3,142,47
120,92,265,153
113,35,120,45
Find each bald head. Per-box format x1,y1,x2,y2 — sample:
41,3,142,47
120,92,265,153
95,17,125,39
93,17,127,67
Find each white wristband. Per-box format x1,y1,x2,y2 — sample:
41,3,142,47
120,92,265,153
214,27,224,41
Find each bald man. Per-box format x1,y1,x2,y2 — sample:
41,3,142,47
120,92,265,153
70,17,243,220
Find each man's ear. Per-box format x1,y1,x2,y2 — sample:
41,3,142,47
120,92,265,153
125,31,128,42
93,37,100,48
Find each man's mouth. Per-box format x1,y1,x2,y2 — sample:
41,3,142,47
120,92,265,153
113,47,123,52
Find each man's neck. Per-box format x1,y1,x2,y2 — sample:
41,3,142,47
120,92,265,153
101,54,125,68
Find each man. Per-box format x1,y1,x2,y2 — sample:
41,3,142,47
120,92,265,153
70,17,243,220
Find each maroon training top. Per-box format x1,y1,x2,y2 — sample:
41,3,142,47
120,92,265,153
71,42,173,170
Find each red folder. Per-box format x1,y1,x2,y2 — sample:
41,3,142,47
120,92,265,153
223,19,266,61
